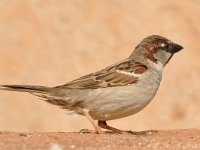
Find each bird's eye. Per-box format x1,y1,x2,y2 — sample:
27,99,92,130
161,43,169,49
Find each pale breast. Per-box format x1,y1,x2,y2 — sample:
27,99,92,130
80,69,162,121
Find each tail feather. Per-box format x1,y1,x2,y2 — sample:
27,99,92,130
0,85,50,93
0,85,73,108
0,85,78,110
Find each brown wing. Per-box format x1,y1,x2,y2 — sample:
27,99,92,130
57,59,147,89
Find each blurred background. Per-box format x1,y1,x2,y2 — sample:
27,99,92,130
0,0,199,132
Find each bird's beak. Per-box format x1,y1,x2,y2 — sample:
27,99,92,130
171,43,183,53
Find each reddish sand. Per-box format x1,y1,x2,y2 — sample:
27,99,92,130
0,129,200,150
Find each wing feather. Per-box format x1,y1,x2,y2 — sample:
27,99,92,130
56,59,147,89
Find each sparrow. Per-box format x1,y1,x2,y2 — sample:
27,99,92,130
0,35,183,134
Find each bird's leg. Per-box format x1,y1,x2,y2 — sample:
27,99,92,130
82,110,102,134
98,120,125,133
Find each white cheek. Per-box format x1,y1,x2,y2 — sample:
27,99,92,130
165,51,172,60
154,50,173,68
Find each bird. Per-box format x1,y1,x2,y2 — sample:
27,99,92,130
0,35,183,134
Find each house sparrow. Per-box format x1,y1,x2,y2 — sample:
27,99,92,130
0,35,183,134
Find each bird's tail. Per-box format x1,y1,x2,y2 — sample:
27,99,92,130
0,84,73,109
0,84,58,103
0,85,51,93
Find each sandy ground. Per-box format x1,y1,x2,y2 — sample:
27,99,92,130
1,0,200,132
0,129,200,150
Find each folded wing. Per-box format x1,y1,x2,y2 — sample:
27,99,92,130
57,59,147,89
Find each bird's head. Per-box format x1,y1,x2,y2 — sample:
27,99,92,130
130,35,183,70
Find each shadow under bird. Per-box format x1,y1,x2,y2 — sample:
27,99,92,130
0,35,183,134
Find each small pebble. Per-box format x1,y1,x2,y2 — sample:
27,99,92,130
138,142,142,146
50,144,62,150
70,144,76,149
